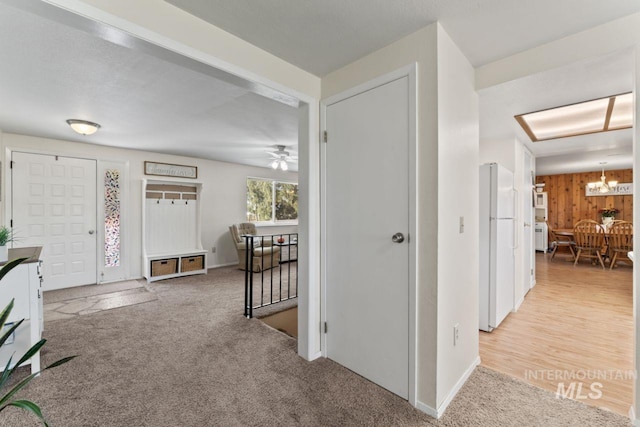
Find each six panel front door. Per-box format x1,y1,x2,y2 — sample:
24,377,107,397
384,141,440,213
12,152,97,290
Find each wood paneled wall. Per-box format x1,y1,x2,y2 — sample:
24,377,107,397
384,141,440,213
536,169,633,229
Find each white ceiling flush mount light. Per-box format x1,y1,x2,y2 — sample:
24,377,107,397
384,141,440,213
587,162,618,194
66,119,101,135
515,92,633,142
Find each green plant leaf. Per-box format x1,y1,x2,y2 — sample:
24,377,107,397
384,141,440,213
0,257,28,282
0,256,72,427
0,227,13,247
0,353,77,411
7,400,49,427
45,355,77,370
0,318,24,349
0,299,14,329
0,355,13,389
12,339,46,371
0,371,38,409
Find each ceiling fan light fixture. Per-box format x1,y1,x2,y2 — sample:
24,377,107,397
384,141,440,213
267,144,297,171
66,119,101,136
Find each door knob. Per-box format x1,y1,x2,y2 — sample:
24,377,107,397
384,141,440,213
392,232,405,243
88,230,95,235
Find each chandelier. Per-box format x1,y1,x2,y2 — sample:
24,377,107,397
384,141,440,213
587,163,618,193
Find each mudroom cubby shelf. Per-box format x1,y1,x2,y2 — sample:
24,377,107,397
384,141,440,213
142,179,207,282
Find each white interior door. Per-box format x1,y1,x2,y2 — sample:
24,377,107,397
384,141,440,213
12,152,97,290
325,76,410,399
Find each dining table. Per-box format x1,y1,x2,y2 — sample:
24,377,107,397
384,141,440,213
554,226,633,265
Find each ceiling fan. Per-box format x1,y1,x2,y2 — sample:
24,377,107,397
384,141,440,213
267,145,297,171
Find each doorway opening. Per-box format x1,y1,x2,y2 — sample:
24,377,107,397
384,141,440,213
478,49,635,416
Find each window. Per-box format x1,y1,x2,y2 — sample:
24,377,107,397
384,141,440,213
247,178,298,223
104,169,121,267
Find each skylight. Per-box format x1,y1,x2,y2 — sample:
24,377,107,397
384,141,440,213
515,93,633,142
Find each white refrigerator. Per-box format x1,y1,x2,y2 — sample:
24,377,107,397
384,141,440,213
479,163,516,332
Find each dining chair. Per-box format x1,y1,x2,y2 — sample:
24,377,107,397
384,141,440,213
547,221,575,261
573,219,606,269
608,221,633,270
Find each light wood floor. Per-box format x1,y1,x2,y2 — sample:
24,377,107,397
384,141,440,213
479,252,633,416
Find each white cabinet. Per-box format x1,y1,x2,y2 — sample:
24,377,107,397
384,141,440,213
142,180,207,282
534,222,548,252
0,247,43,374
534,191,548,208
534,192,548,222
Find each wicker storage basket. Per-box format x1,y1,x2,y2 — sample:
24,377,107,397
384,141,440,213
150,258,178,277
181,255,204,272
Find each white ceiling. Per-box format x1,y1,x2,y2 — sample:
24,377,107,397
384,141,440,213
0,1,638,173
0,1,300,171
166,0,640,76
479,50,635,176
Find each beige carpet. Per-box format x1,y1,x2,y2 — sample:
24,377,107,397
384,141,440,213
0,266,632,426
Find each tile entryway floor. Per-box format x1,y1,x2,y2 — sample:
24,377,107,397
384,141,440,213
44,280,157,322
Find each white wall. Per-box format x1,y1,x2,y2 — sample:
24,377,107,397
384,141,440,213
478,139,516,172
634,46,640,426
435,25,480,410
323,24,439,410
513,140,526,307
476,12,640,90
2,133,298,278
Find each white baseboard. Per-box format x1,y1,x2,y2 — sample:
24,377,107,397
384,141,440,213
514,295,525,312
415,400,438,418
98,276,144,285
629,405,639,425
437,356,481,417
307,351,322,361
207,262,238,270
416,356,480,419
